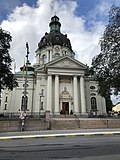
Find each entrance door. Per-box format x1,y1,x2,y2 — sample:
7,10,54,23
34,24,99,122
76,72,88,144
62,102,69,114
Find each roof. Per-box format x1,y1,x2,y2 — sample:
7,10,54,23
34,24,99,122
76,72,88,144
38,15,73,51
15,71,34,76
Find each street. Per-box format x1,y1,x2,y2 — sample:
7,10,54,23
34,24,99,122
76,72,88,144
0,135,120,159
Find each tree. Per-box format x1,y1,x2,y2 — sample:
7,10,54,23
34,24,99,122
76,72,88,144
0,28,18,94
91,5,120,111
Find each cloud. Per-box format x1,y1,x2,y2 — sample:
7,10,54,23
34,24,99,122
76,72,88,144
0,0,108,71
111,95,120,105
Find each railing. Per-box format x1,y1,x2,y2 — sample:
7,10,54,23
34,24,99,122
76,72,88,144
0,112,120,120
0,112,45,120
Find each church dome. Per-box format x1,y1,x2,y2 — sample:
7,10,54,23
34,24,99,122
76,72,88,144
38,15,73,51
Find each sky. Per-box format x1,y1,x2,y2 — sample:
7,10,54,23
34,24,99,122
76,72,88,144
0,0,120,104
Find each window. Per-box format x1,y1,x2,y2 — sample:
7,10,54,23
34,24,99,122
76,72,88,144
21,96,28,110
4,104,7,110
42,55,47,64
41,89,44,95
41,102,43,110
48,50,50,62
55,35,60,41
5,96,8,102
91,97,97,111
90,86,95,90
42,37,46,43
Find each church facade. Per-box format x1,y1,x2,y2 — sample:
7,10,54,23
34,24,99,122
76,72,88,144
0,15,106,116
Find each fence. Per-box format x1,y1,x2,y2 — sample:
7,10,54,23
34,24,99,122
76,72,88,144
0,112,120,120
0,112,45,120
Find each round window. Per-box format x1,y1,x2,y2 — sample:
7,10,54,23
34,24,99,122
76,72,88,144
90,86,95,89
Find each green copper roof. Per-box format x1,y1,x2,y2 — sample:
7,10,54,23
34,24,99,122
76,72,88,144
16,71,34,76
49,15,61,33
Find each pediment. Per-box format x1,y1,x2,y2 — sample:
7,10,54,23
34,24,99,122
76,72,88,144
34,65,45,72
46,56,86,70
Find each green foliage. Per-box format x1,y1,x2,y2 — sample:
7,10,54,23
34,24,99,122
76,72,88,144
91,5,120,97
0,28,18,93
91,5,120,111
85,65,94,77
106,98,113,113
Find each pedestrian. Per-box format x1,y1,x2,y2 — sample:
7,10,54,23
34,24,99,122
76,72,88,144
19,111,27,131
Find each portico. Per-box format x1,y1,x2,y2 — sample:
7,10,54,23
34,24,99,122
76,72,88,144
46,69,86,115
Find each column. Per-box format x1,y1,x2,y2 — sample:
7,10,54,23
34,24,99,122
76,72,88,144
54,75,59,114
73,76,79,113
50,50,52,61
35,77,41,112
80,76,86,113
10,88,15,112
47,50,50,63
46,75,52,112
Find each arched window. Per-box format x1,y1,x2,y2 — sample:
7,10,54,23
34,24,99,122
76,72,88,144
91,97,97,111
21,96,28,110
42,55,47,64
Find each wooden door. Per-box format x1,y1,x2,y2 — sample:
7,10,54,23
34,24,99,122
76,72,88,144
62,102,69,114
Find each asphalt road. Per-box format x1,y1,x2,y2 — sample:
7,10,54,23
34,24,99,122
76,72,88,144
0,135,120,160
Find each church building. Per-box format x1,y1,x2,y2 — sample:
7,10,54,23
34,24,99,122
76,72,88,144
0,15,106,116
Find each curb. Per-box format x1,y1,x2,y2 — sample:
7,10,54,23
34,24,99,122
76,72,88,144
0,131,120,140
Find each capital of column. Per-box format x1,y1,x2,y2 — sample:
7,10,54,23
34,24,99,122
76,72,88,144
55,74,59,77
73,75,78,78
55,75,59,83
47,74,52,78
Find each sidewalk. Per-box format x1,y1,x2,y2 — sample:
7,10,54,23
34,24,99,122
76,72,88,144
0,128,120,140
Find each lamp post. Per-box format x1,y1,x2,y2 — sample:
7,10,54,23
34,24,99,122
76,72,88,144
23,42,29,112
20,42,29,131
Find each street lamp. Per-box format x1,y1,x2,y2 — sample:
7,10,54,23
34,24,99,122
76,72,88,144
23,42,29,112
20,42,29,131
